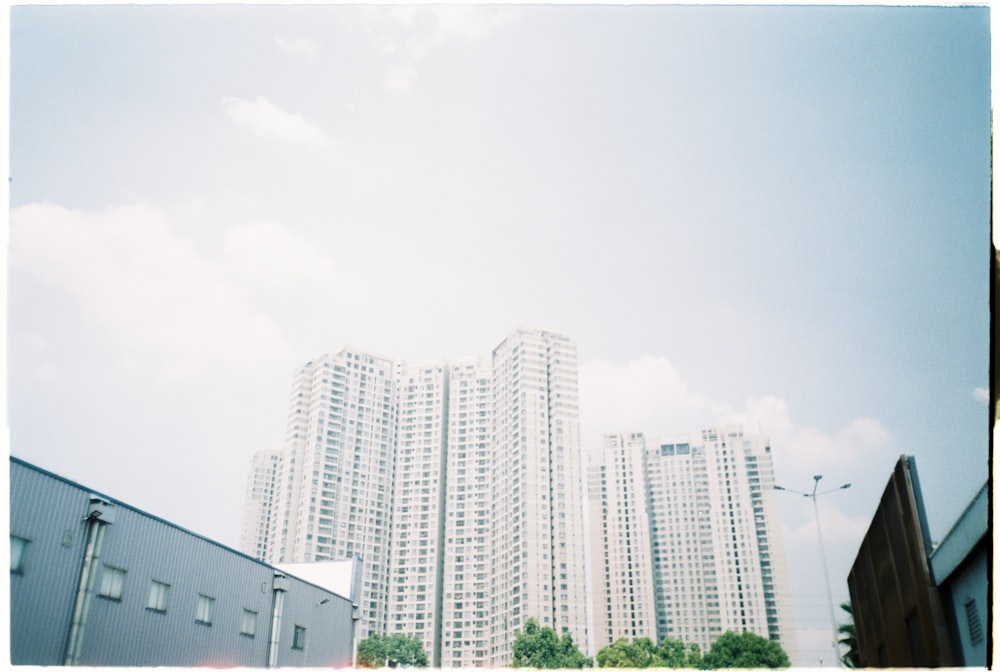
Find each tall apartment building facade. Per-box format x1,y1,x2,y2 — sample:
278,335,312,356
241,329,589,666
239,448,281,559
389,361,449,663
440,356,493,666
588,433,658,650
490,330,589,662
240,349,399,640
589,425,795,657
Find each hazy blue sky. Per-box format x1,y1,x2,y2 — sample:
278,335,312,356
7,5,991,665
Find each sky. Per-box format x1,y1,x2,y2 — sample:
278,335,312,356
5,4,992,667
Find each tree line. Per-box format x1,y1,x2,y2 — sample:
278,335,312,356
355,618,791,668
594,631,789,669
513,618,790,669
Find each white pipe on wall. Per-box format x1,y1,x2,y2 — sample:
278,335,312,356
267,575,288,667
64,515,105,665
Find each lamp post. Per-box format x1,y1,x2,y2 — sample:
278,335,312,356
775,475,851,667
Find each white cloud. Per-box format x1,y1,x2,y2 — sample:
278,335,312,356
275,36,321,58
723,395,892,480
385,64,418,98
222,220,341,291
12,333,57,382
431,5,516,41
973,386,989,403
221,96,331,148
9,203,291,376
15,331,48,353
35,364,57,381
367,5,517,97
784,505,871,551
579,356,731,436
579,355,894,481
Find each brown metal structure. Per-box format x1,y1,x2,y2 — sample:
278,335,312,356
847,456,957,667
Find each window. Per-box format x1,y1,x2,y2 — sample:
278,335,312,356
241,609,258,637
292,625,306,650
965,598,983,645
10,536,28,573
195,594,215,625
98,566,126,600
147,580,170,612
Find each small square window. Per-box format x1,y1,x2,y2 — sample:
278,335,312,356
241,609,258,637
147,580,170,613
98,566,126,600
196,594,215,625
10,536,28,574
292,625,306,650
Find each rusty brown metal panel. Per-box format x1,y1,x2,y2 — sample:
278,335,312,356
846,456,957,667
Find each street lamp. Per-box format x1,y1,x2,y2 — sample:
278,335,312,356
775,475,851,667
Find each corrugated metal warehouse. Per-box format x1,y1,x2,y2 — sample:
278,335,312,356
9,457,359,667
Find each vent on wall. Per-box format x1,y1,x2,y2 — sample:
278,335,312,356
964,598,983,645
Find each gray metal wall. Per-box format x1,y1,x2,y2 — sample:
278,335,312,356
930,483,989,667
9,462,88,664
10,458,356,667
80,500,277,666
276,575,356,667
938,550,989,666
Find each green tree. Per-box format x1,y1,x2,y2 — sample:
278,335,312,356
357,633,387,668
356,633,429,668
655,638,686,668
596,636,704,669
702,631,790,669
634,637,669,667
597,638,654,668
512,617,593,669
838,601,860,669
659,637,703,668
684,642,702,669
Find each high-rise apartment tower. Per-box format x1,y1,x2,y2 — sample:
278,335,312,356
589,425,795,657
440,356,493,666
242,329,589,666
388,361,449,662
241,348,398,640
239,448,281,559
588,433,658,649
489,330,589,662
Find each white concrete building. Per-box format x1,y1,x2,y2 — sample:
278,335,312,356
242,329,590,666
588,433,658,652
589,425,795,656
254,348,398,640
240,448,281,560
489,329,589,664
440,356,493,667
388,361,450,664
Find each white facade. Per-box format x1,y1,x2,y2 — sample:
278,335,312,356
389,361,449,665
440,356,493,667
489,329,589,665
590,425,795,656
259,348,398,640
242,329,590,665
240,448,281,560
588,433,658,652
